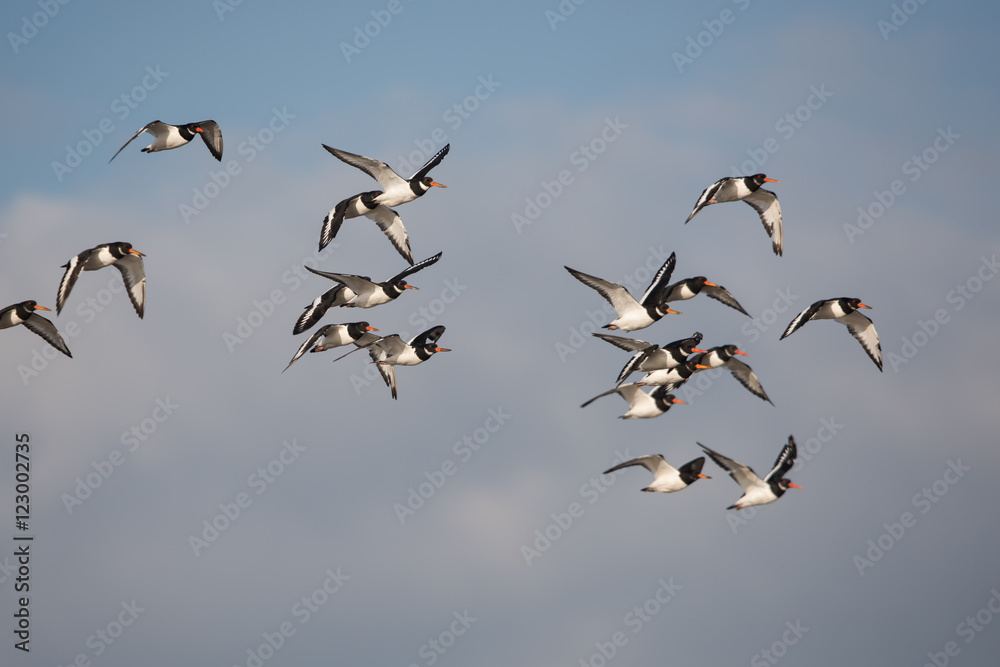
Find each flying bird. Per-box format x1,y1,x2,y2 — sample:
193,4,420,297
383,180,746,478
699,437,801,510
368,325,451,400
294,252,442,333
1,301,71,357
592,332,705,386
685,174,783,256
603,455,710,494
283,321,380,372
780,297,882,371
689,345,773,404
322,143,448,208
109,120,223,162
565,253,680,332
580,383,685,419
661,276,750,317
56,242,146,318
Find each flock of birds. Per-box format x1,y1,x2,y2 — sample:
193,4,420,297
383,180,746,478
1,118,455,401
565,173,883,509
1,117,885,509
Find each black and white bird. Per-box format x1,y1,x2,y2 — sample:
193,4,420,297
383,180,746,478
283,321,380,372
565,253,680,332
593,332,706,385
661,276,750,317
1,301,71,357
699,437,801,510
685,174,783,256
780,297,882,371
322,144,448,208
109,120,223,162
294,252,442,333
319,191,413,264
636,359,709,391
56,242,146,318
580,383,685,419
603,455,710,494
689,345,773,404
368,325,451,400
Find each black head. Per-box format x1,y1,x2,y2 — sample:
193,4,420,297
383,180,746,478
348,321,379,337
678,457,711,485
844,297,871,312
421,176,447,189
109,241,145,259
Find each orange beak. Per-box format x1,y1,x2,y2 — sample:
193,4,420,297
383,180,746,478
130,248,146,257
666,308,682,315
698,473,711,479
763,177,780,183
33,304,51,311
691,348,708,354
435,347,451,352
404,285,419,290
366,326,379,332
429,181,447,188
788,483,803,489
671,398,686,405
695,364,710,370
734,349,749,356
195,127,204,133
857,303,872,309
704,281,718,287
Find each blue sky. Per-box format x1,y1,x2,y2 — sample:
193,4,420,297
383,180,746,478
3,1,1000,665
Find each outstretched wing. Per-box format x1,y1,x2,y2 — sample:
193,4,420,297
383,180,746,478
565,267,637,317
703,284,750,317
409,325,445,347
698,442,762,493
367,204,412,265
603,454,674,478
387,251,443,284
323,144,406,192
743,188,783,256
763,437,797,483
23,312,72,357
638,252,677,307
195,120,223,161
108,121,164,163
723,358,773,404
684,178,726,223
408,144,450,181
114,254,146,318
841,310,883,371
780,300,823,339
56,250,90,314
